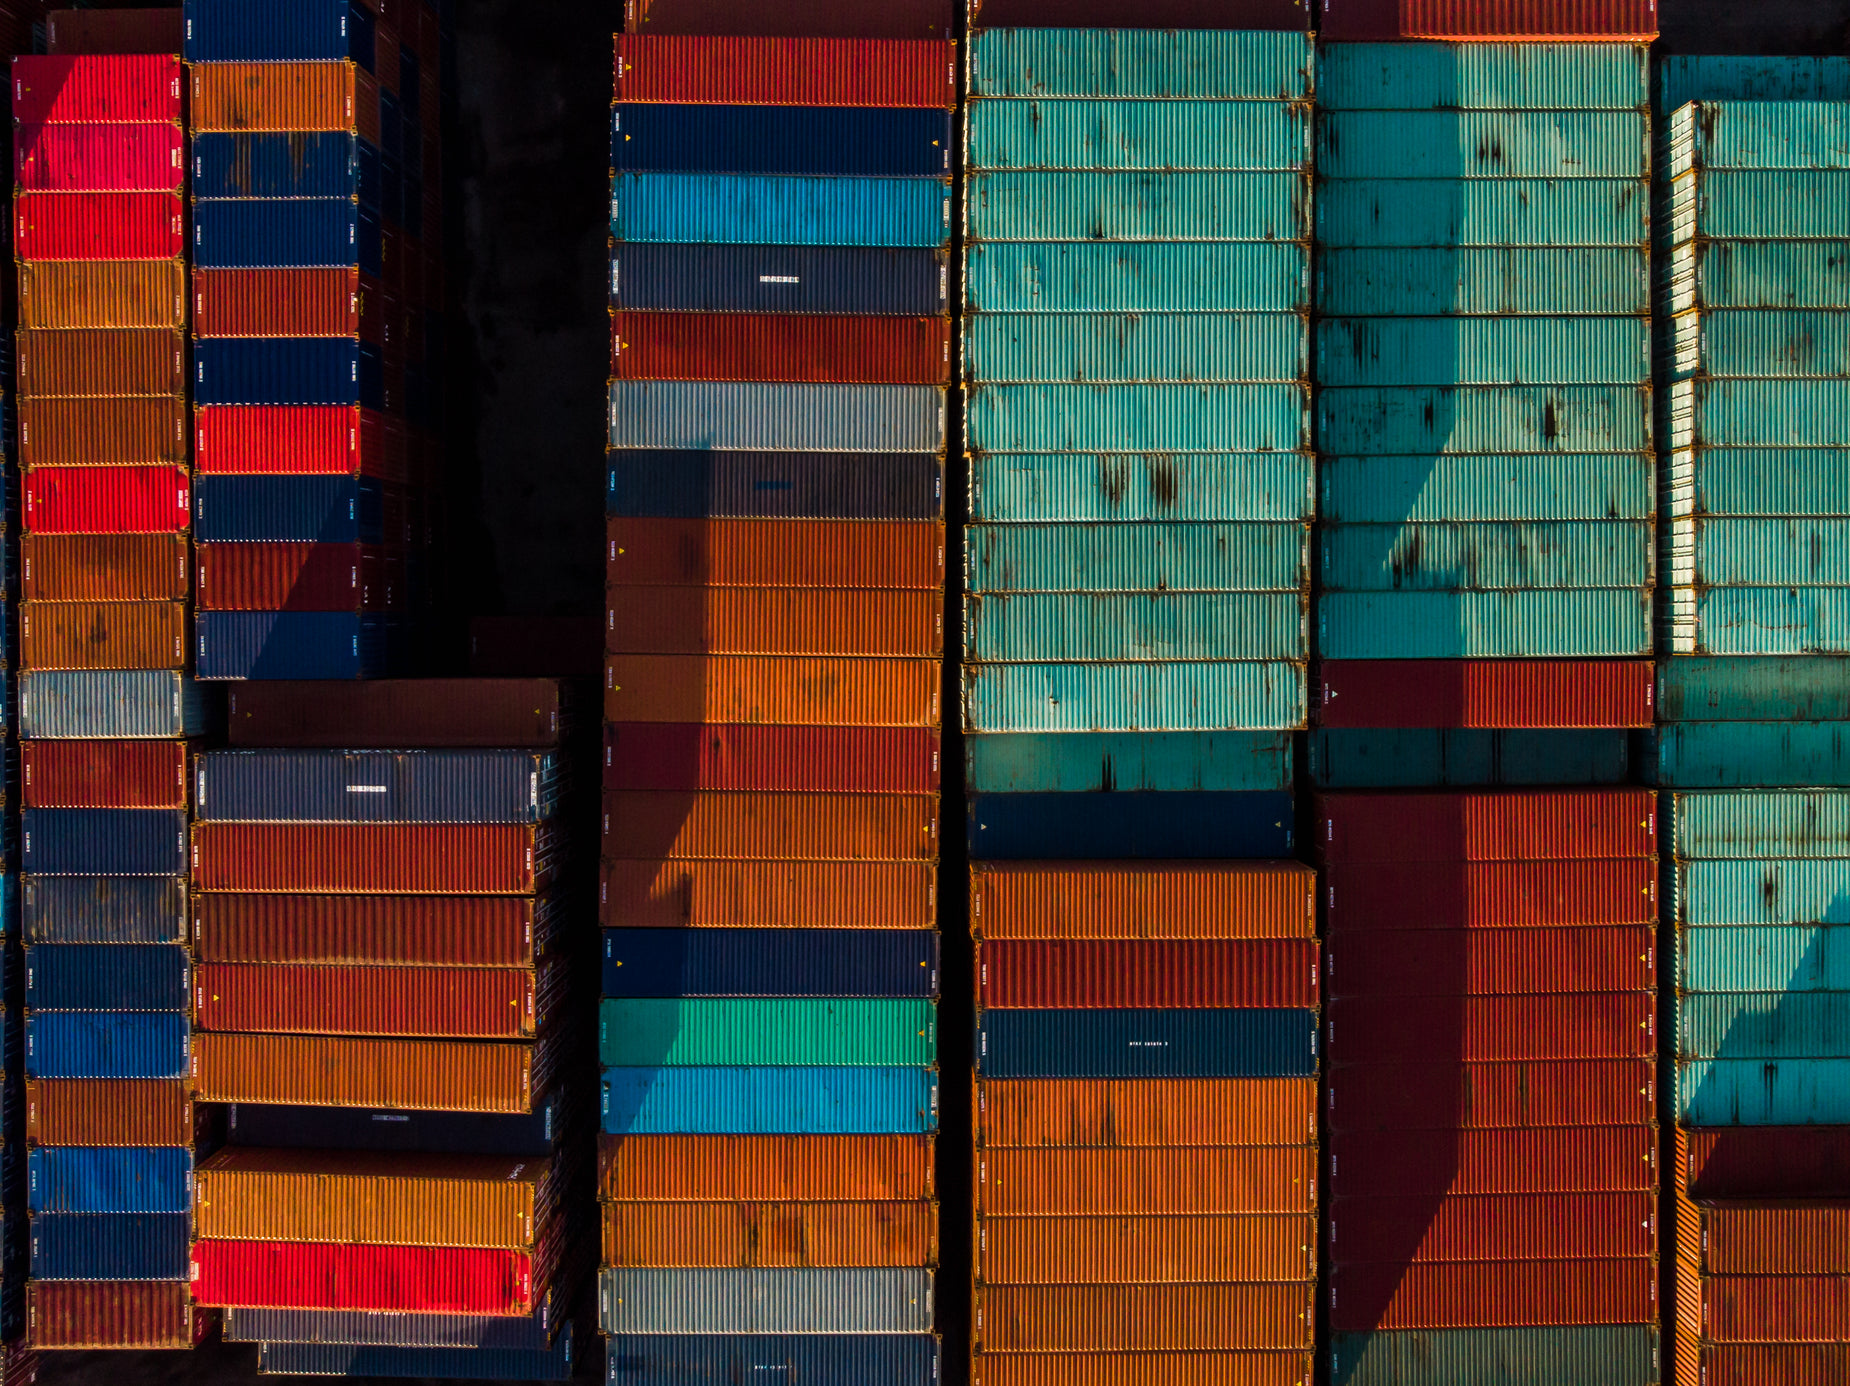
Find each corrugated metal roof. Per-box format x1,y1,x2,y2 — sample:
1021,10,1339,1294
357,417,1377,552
1330,1326,1660,1386
607,381,945,452
1319,42,1647,112
1317,177,1646,248
601,1066,938,1135
1657,723,1850,789
1317,316,1648,388
968,521,1307,593
1665,101,1850,175
1673,587,1850,656
20,671,217,739
1674,789,1850,859
1318,589,1652,659
967,170,1308,243
1320,520,1653,591
1661,239,1850,315
1681,926,1850,994
1678,1056,1850,1125
1686,517,1850,585
965,592,1306,661
610,173,950,248
1321,246,1648,316
965,729,1292,793
599,1267,933,1335
968,29,1312,102
965,241,1308,313
1320,384,1651,455
1667,168,1850,244
1659,56,1850,112
1319,110,1648,179
970,453,1313,523
967,99,1309,172
1659,655,1850,722
1308,727,1632,790
598,999,937,1066
1678,992,1850,1060
1672,308,1850,381
970,382,1307,453
1677,859,1850,926
1320,454,1653,523
964,659,1306,733
966,312,1304,385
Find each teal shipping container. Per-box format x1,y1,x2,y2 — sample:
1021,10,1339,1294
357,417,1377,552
963,660,1306,733
609,174,949,247
1673,587,1850,656
1660,55,1850,111
1680,518,1850,584
1676,859,1850,926
1665,169,1850,245
1668,449,1850,516
1660,656,1850,721
1331,1326,1661,1386
1679,992,1850,1059
1674,789,1850,858
1681,927,1850,993
597,999,937,1067
607,382,945,453
1679,1056,1850,1124
1662,239,1850,312
966,100,1308,172
965,313,1304,385
1317,179,1646,249
965,242,1308,314
1318,247,1649,316
1319,589,1652,659
968,383,1307,453
1319,385,1650,455
1319,521,1653,591
1667,309,1850,381
969,453,1312,523
1317,316,1648,388
966,170,1308,244
1655,722,1850,787
965,592,1304,661
601,1067,937,1136
1316,111,1648,179
967,522,1308,592
968,29,1312,102
965,729,1292,793
1320,43,1647,112
1308,729,1633,789
1319,454,1653,523
1664,101,1850,172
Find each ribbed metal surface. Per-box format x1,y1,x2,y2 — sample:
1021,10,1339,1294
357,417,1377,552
194,961,546,1039
1320,247,1649,316
601,790,936,862
1672,309,1850,381
24,877,188,944
979,1282,1311,1351
1322,521,1651,591
1676,859,1850,925
1310,728,1632,788
604,1334,937,1386
256,1334,572,1381
965,242,1308,314
1321,454,1652,523
28,943,188,1011
1331,1326,1659,1384
20,671,214,739
1320,111,1647,179
607,451,942,520
1666,100,1850,175
968,29,1311,101
32,1212,190,1281
610,105,952,178
1319,590,1651,658
1318,179,1647,249
600,1067,937,1135
195,750,555,824
969,383,1307,453
1664,448,1850,517
1675,789,1850,859
1660,655,1850,722
609,244,947,316
28,1147,190,1214
225,1305,564,1349
1661,240,1850,315
971,453,1312,523
611,35,957,108
965,313,1303,385
597,1134,934,1201
1321,385,1650,455
967,171,1308,243
193,1032,543,1112
963,660,1306,732
965,730,1292,793
598,998,936,1066
192,822,557,893
1318,42,1646,111
602,928,940,997
979,1008,1316,1078
1679,992,1850,1059
1660,55,1850,111
982,937,1315,1008
1678,1057,1850,1125
967,100,1308,172
608,381,944,452
968,522,1306,592
26,1012,190,1079
610,173,949,247
966,593,1305,661
607,587,942,657
1666,169,1850,244
599,1267,933,1334
1317,316,1647,388
1670,589,1850,656
968,790,1293,860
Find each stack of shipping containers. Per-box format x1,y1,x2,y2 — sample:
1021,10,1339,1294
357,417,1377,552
13,37,205,1349
600,31,949,1380
963,18,1318,1386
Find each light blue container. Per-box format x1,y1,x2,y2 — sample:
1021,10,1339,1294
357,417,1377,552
1319,386,1650,455
966,170,1307,243
1656,722,1850,788
1319,247,1649,316
1677,859,1850,926
599,1067,936,1135
1660,655,1850,721
969,28,1312,101
1664,240,1850,312
1317,111,1647,180
1318,589,1652,659
1319,454,1653,523
1320,521,1652,592
970,453,1313,523
1682,587,1850,656
1681,927,1850,992
969,383,1307,453
965,730,1292,793
1679,992,1850,1059
963,660,1306,732
965,241,1307,313
1676,310,1850,379
1667,375,1850,449
1660,55,1850,111
1317,179,1646,249
1691,518,1850,584
1317,317,1648,388
1679,1056,1850,1124
1674,789,1850,858
1319,42,1647,112
966,313,1303,385
609,174,948,247
1679,448,1850,515
967,522,1307,592
1666,101,1850,172
965,592,1305,661
607,382,944,452
1667,170,1850,243
966,100,1309,172
1308,729,1632,789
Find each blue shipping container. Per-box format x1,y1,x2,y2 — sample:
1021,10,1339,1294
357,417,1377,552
28,1148,191,1215
183,0,366,63
21,810,187,877
978,1008,1317,1079
195,750,559,823
194,475,386,544
1679,992,1850,1059
192,198,381,274
23,877,189,944
600,1067,937,1136
610,245,945,316
26,945,188,1012
611,173,949,248
605,1334,937,1386
602,930,940,998
196,614,397,681
191,132,376,203
30,1212,189,1281
194,339,384,410
606,452,942,521
26,1012,189,1079
227,1303,567,1349
258,1329,572,1382
611,105,952,178
967,791,1294,859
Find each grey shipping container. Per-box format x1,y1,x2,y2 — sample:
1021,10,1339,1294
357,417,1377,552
20,672,219,740
598,1268,934,1335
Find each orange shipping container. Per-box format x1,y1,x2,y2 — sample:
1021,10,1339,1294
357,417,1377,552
602,790,936,862
28,1281,206,1350
978,1283,1313,1352
979,1079,1317,1151
191,1032,543,1113
1702,1203,1850,1274
980,1148,1316,1217
17,260,187,330
601,1200,937,1268
606,655,940,726
1701,1344,1850,1386
23,534,190,603
19,396,188,467
20,599,186,670
974,1350,1312,1386
195,1147,554,1250
606,587,941,657
194,267,359,337
972,862,1317,940
26,1079,194,1146
1704,1272,1850,1342
16,328,185,398
601,858,935,930
190,62,381,140
598,1134,934,1202
607,518,943,588
982,1214,1314,1286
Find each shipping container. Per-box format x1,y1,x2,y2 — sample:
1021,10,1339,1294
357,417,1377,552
979,1211,1313,1285
1328,926,1652,998
15,121,183,192
611,36,957,108
1308,729,1633,789
192,199,381,275
18,260,187,330
21,601,186,672
598,1267,932,1334
978,1079,1316,1150
598,1135,934,1202
1330,1191,1654,1263
966,731,1292,795
606,724,939,794
23,535,191,604
607,450,942,520
610,106,951,177
623,0,954,36
22,466,190,533
11,54,182,124
969,28,1310,101
603,929,939,997
194,337,383,409
27,1280,202,1350
601,858,937,930
970,453,1310,526
225,1098,564,1158
603,790,934,862
979,938,1317,1009
27,1012,189,1079
23,809,188,876
32,1214,189,1282
971,1352,1313,1386
195,405,406,479
195,749,555,823
1328,1125,1655,1196
972,861,1314,940
613,312,950,384
601,1066,937,1135
26,1080,192,1147
1328,1058,1656,1132
197,542,392,612
195,893,561,968
28,944,188,1012
968,793,1295,860
612,172,948,248
607,587,941,657
192,1032,549,1113
224,677,566,747
20,671,217,740
193,473,390,544
979,1008,1315,1079
1328,1325,1661,1386
601,1200,937,1269
192,821,557,894
258,1331,573,1381
604,1335,938,1386
195,610,397,680
28,1148,190,1214
46,9,187,56
964,661,1306,734
224,1302,568,1349
608,380,945,452
1684,1126,1850,1198
23,740,187,810
23,876,188,943
16,191,185,260
609,243,948,316
1320,0,1657,40
193,267,360,338
606,654,940,726
189,61,379,138
608,517,943,589
190,1239,541,1315
20,400,189,467
600,997,935,1067
195,961,551,1039
978,1282,1310,1352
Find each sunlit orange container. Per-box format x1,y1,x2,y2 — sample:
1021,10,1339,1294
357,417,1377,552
190,61,381,140
1704,1273,1850,1342
15,328,185,397
1702,1344,1850,1386
601,858,936,929
601,1200,937,1268
193,268,360,338
26,1079,193,1146
195,961,546,1039
28,1281,207,1350
191,1032,549,1113
23,741,189,809
606,655,941,726
982,1213,1314,1286
978,1080,1316,1150
17,260,187,330
19,396,189,466
606,587,942,657
607,517,943,588
20,599,186,670
23,534,190,602
599,1135,935,1201
980,1147,1316,1217
979,1283,1313,1352
602,790,936,862
973,862,1316,940
973,1350,1312,1386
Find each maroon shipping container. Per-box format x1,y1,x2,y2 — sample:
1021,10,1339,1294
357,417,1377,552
624,0,953,35
11,55,183,123
979,939,1318,1009
23,466,191,535
46,9,188,57
1704,1274,1849,1343
1702,1344,1850,1386
1320,0,1658,40
1330,1257,1656,1332
973,0,1311,24
1330,1125,1656,1196
21,740,188,809
193,894,553,968
614,35,958,108
1328,1059,1655,1133
197,543,390,612
1328,926,1652,998
612,312,952,383
1314,791,1656,864
1315,659,1655,729
1327,993,1654,1063
194,962,545,1039
605,724,939,794
15,123,184,192
1685,1127,1850,1199
27,1281,206,1350
16,192,184,260
1324,860,1656,931
191,824,560,895
1703,1204,1850,1275
226,680,566,748
1330,1192,1656,1264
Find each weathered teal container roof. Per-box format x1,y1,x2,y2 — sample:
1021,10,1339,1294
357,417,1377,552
970,381,1308,453
1317,316,1648,388
967,521,1308,593
1659,656,1850,722
963,659,1307,732
965,729,1293,794
1319,384,1650,455
969,29,1313,102
967,312,1304,386
1681,926,1850,991
1674,789,1850,859
1672,586,1850,657
966,169,1308,243
1667,169,1850,244
1661,240,1850,314
1660,55,1850,114
1319,454,1653,523
1307,728,1632,789
1664,308,1850,383
1685,517,1850,586
1668,448,1850,518
965,241,1308,313
1317,588,1652,659
965,100,1309,172
1667,378,1850,449
1320,520,1653,592
1657,721,1850,787
1679,1055,1850,1124
1679,993,1850,1061
1319,177,1646,248
1664,101,1850,176
1676,858,1850,925
1319,42,1647,112
1319,247,1649,317
969,453,1314,524
1318,111,1648,180
965,591,1306,662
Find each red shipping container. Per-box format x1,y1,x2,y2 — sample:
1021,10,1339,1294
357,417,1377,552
11,55,183,123
1314,791,1656,864
195,962,544,1039
605,723,939,794
1328,1059,1655,1133
1316,659,1655,729
22,740,188,808
612,312,951,384
1327,993,1654,1063
193,894,553,968
15,122,184,192
1702,1344,1850,1386
1330,1125,1656,1196
23,466,190,535
614,35,957,107
1704,1274,1850,1343
1324,860,1657,931
1330,1257,1656,1331
972,0,1310,21
190,1239,539,1315
191,823,559,895
197,543,389,612
1331,1191,1656,1264
1703,1204,1850,1275
1328,926,1653,998
16,192,184,260
193,268,360,338
1320,0,1657,40
194,405,407,481
623,0,954,37
1685,1127,1850,1200
979,938,1318,1009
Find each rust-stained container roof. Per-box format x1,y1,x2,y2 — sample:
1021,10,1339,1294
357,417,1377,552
978,1283,1312,1352
1316,659,1654,729
1330,1257,1655,1331
225,679,566,748
1330,1191,1655,1264
973,0,1309,23
980,1147,1315,1216
191,1033,546,1114
606,587,942,658
193,268,358,338
16,328,185,399
21,599,186,671
602,858,936,930
17,259,186,331
972,862,1315,940
602,1200,937,1269
606,655,941,726
605,724,940,795
194,961,549,1039
27,1281,204,1350
23,534,190,603
602,790,937,863
190,61,378,137
599,1135,935,1201
23,740,188,809
1328,1058,1655,1132
606,518,943,589
1701,1204,1850,1275
193,893,555,968
20,397,189,467
1324,859,1657,931
979,939,1318,1009
191,823,560,894
981,1213,1314,1286
1701,1343,1850,1385
1313,790,1657,864
979,1079,1316,1150
614,35,958,107
26,1078,194,1146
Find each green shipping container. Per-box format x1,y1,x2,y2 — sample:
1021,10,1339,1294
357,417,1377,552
1319,43,1647,113
1317,179,1646,249
1318,589,1652,659
967,170,1308,243
1320,521,1653,592
1319,385,1650,456
1319,454,1652,523
1317,111,1648,180
969,29,1312,102
1319,247,1649,316
965,591,1305,662
966,312,1304,385
970,382,1308,454
965,242,1307,314
598,999,937,1067
1674,789,1850,859
965,729,1292,794
966,100,1309,172
1317,316,1648,388
970,453,1313,523
967,521,1308,593
964,660,1306,733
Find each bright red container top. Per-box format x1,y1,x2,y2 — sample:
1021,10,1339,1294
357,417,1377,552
189,1240,538,1315
980,938,1318,1009
1328,926,1655,998
15,123,184,193
195,406,407,482
1313,790,1656,864
1316,660,1655,729
614,35,957,107
22,740,189,808
1326,992,1656,1064
23,466,191,536
604,724,940,795
1321,0,1657,40
12,55,183,123
16,192,184,260
1331,1257,1656,1332
1327,1057,1656,1133
1329,1124,1657,1196
1323,859,1657,932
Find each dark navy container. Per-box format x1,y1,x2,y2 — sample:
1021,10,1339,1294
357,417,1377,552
194,475,386,543
259,1328,572,1381
191,133,378,204
23,877,189,944
196,612,396,681
30,1212,189,1280
21,810,188,876
607,452,942,520
194,339,384,410
183,0,371,64
224,1093,561,1156
28,1148,191,1215
195,750,561,823
606,1334,939,1386
611,106,952,177
603,929,939,998
1308,729,1634,789
610,244,945,315
978,1008,1318,1079
26,945,188,1012
227,1303,567,1350
25,1012,189,1079
193,199,382,275
967,792,1295,859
